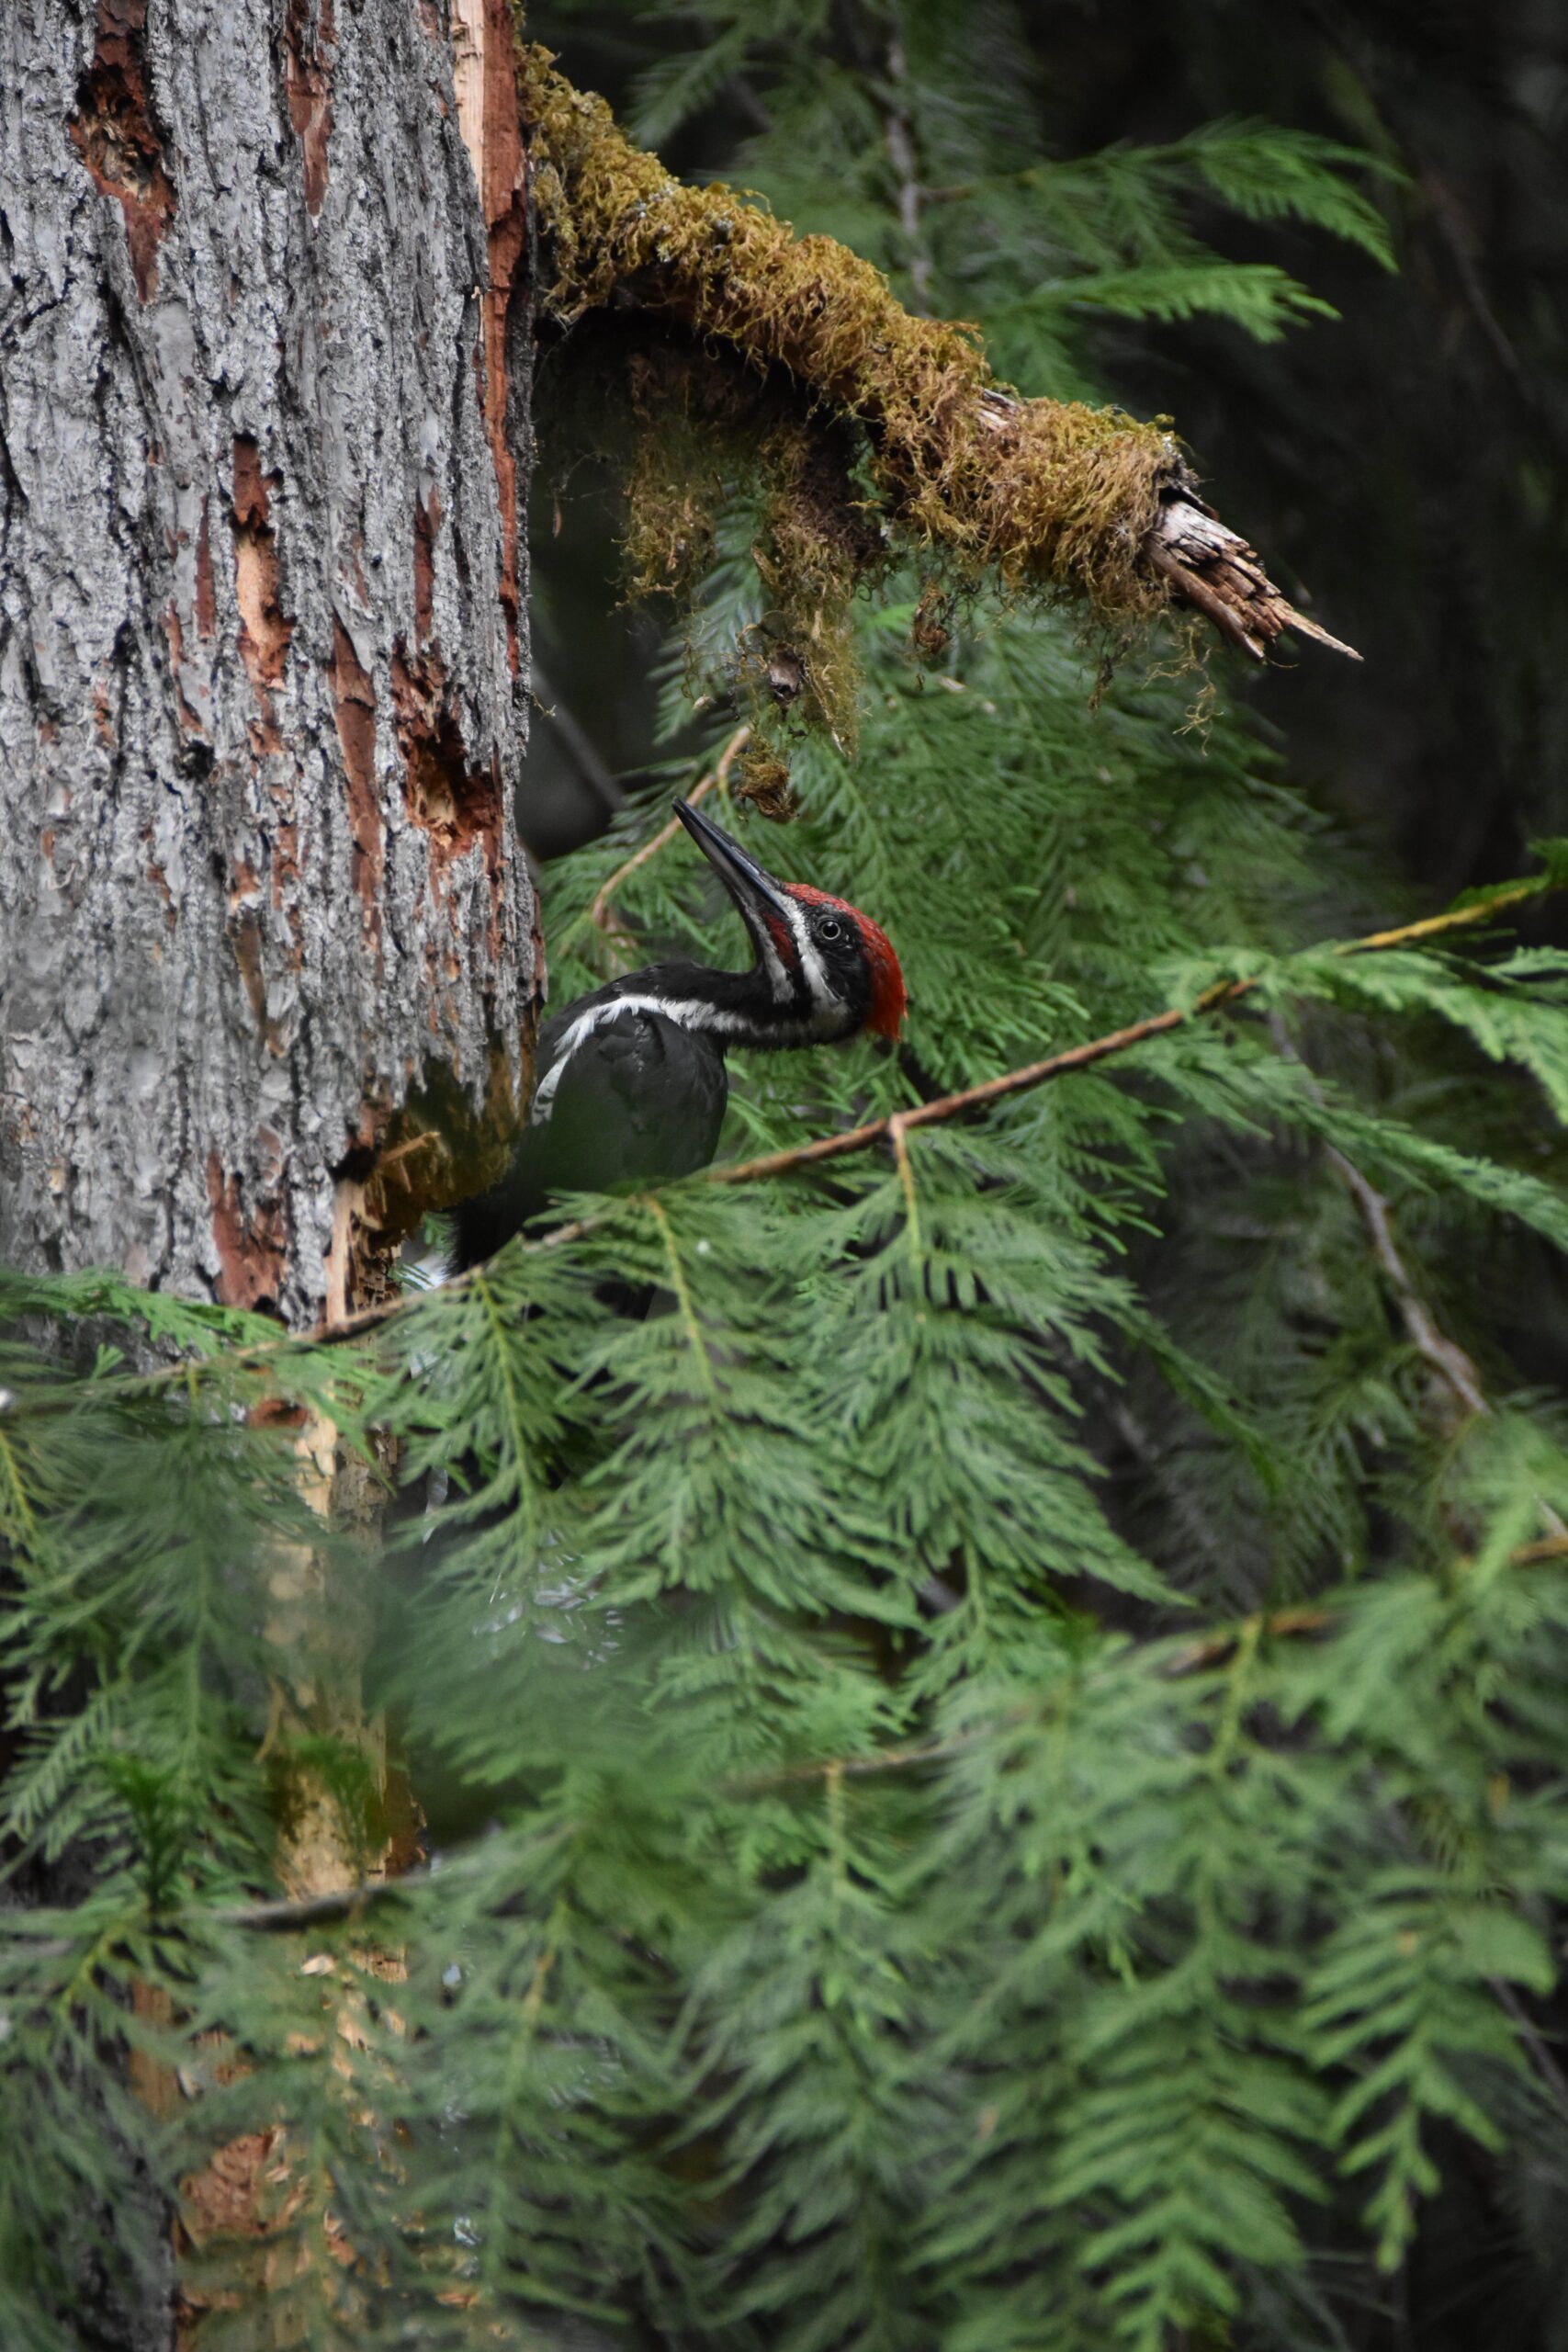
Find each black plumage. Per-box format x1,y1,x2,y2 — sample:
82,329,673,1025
449,800,906,1270
452,976,730,1266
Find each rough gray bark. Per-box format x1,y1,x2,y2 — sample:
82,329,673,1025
0,0,537,1322
2,4,536,2341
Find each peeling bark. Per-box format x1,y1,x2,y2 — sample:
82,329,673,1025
453,0,529,671
0,0,538,1324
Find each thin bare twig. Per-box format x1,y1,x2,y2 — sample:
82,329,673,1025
1163,1532,1568,1679
583,724,750,946
1269,1012,1567,1543
1268,1012,1491,1424
1327,1140,1492,1418
213,1865,444,1932
1163,1605,1336,1678
711,993,1221,1187
710,870,1554,1190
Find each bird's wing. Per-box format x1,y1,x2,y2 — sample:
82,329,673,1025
450,1006,728,1266
531,1004,728,1192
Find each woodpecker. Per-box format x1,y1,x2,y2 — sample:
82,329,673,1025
452,798,906,1267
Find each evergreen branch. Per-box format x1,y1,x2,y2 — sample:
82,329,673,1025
743,1528,1568,1794
1165,1532,1568,1675
1163,1604,1336,1677
18,1535,1563,1954
0,1417,39,1546
711,864,1562,1188
726,1727,992,1793
922,123,1399,270
713,996,1224,1187
1269,1009,1568,1541
1515,1533,1568,1566
1325,1137,1491,1419
640,1194,726,1417
1,869,1557,1409
1493,1973,1568,2118
887,1112,925,1269
471,1264,544,1600
215,1867,444,1931
1268,1014,1491,1424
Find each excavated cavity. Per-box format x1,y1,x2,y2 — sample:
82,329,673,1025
390,644,505,881
69,0,176,301
206,1152,288,1314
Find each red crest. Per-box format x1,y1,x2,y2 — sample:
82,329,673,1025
789,885,907,1040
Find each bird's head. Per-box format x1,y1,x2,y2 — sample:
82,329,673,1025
673,797,906,1044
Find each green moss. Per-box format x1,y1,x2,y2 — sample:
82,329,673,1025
733,744,797,821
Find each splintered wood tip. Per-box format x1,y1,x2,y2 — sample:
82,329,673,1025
1147,493,1361,664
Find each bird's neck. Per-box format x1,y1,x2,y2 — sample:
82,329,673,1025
613,961,818,1050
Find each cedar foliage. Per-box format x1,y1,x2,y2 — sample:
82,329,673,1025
6,6,1568,2349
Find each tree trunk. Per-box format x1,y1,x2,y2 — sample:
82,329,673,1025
2,5,535,2340
0,0,538,1322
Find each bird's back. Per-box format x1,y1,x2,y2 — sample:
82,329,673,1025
451,991,729,1267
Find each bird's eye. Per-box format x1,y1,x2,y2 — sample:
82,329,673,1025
816,916,844,944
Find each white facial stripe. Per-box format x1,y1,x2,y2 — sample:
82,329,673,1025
529,994,754,1125
747,908,794,1001
788,899,840,1021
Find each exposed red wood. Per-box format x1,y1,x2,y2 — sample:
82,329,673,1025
329,616,384,926
232,436,274,529
281,0,336,218
271,820,299,915
68,0,175,301
231,438,292,739
452,0,527,672
389,640,504,953
205,1155,288,1313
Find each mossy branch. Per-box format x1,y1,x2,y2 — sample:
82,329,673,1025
515,41,1357,665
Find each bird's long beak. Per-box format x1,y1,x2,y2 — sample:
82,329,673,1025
673,797,795,934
